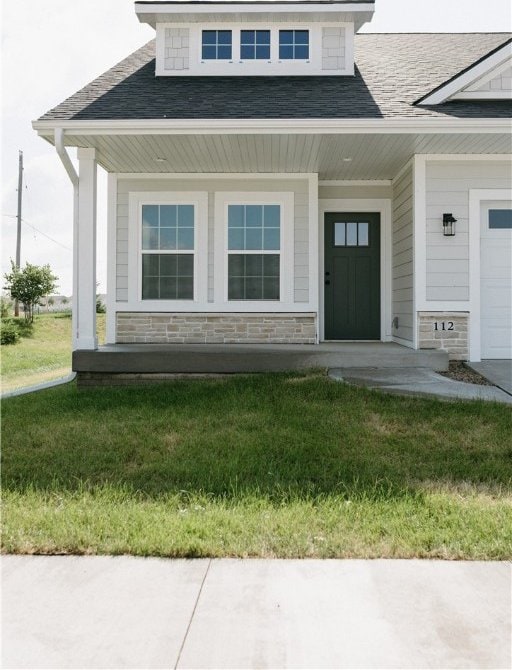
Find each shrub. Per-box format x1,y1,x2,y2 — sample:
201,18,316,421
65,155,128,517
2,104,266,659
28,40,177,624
1,320,20,345
1,296,12,319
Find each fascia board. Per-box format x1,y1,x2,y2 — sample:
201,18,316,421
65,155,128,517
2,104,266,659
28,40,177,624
32,118,512,139
417,39,512,105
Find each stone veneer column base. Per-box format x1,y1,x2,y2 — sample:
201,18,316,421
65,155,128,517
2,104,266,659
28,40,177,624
418,312,469,360
116,313,317,345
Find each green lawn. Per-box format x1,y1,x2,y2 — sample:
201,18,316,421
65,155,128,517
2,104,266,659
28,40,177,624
1,313,105,392
2,373,511,559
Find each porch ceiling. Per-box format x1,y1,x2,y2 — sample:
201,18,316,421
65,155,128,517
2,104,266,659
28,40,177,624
44,130,511,179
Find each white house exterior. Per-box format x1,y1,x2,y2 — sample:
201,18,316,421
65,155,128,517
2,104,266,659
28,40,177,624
33,1,512,373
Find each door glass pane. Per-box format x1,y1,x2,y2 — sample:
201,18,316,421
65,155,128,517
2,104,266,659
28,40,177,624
358,222,369,246
346,222,358,246
334,222,345,246
489,209,512,229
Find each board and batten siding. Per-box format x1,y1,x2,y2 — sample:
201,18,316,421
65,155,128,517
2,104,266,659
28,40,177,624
115,177,310,305
425,160,512,302
392,166,414,342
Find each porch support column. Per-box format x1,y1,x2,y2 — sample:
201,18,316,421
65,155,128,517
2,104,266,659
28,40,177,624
74,147,98,350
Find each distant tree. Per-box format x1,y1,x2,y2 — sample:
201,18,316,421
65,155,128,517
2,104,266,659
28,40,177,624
47,296,55,312
4,262,58,323
61,296,69,305
96,294,106,314
1,296,12,319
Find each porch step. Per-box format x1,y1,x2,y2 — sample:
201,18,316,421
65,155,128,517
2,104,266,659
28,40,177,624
73,343,449,378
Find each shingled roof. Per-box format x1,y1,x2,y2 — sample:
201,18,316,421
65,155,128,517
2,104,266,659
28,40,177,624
39,33,512,121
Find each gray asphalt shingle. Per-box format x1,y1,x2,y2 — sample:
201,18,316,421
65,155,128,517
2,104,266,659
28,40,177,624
38,33,512,120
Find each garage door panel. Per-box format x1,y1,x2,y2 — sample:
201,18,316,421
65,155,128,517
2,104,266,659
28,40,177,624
480,200,512,360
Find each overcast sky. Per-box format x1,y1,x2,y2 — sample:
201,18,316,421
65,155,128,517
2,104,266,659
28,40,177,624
2,0,511,295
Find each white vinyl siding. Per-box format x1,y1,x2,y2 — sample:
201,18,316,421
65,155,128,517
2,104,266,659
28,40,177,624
425,161,512,302
392,166,414,342
116,177,310,305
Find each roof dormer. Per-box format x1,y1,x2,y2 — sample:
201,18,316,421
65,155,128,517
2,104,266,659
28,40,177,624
135,1,375,76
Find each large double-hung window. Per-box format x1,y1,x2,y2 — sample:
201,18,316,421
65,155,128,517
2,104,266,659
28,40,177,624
227,204,281,301
141,204,195,300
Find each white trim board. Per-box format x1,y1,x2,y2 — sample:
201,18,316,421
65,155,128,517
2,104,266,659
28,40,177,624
318,198,392,343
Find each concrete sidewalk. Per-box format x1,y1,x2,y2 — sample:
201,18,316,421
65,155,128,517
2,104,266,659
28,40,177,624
329,367,512,404
2,556,510,669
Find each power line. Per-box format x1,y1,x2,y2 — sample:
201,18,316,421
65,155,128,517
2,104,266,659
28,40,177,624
2,213,71,252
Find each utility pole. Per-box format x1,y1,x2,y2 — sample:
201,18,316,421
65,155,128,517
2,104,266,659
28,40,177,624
14,150,23,317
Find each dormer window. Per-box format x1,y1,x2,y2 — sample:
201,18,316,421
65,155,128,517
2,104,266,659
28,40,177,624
240,30,271,60
279,30,309,60
202,30,232,60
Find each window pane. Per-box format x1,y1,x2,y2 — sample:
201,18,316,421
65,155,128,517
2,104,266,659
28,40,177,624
142,275,159,300
142,254,193,301
159,228,176,250
202,30,217,45
202,45,216,59
263,254,280,275
142,227,159,250
295,30,309,44
228,205,245,228
257,30,271,45
263,277,280,300
159,255,177,276
160,277,177,299
218,30,232,45
489,209,512,229
218,46,232,60
143,254,160,276
241,30,254,43
160,205,177,227
295,44,309,59
279,45,293,59
334,222,346,246
358,222,369,246
246,205,263,227
177,277,193,300
241,45,255,59
246,228,263,250
178,205,194,227
264,205,280,228
228,276,244,300
245,254,263,276
255,45,270,59
280,30,294,44
142,205,159,228
346,222,358,246
263,228,280,250
177,228,194,250
228,254,279,301
228,228,244,250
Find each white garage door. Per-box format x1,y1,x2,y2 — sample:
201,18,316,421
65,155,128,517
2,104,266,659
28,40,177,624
480,201,512,359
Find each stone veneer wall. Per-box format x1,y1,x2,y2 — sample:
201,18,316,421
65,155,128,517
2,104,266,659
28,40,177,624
116,313,316,344
164,28,190,71
418,312,469,360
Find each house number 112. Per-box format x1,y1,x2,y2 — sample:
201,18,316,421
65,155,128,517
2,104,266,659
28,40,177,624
434,321,454,331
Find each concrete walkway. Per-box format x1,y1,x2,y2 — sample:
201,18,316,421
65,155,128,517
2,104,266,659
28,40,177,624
2,556,510,669
329,367,512,404
468,360,512,396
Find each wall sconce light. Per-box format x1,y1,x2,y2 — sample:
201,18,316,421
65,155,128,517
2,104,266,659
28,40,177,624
443,213,457,237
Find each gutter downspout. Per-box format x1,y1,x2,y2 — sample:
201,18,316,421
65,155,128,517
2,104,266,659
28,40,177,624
54,128,80,350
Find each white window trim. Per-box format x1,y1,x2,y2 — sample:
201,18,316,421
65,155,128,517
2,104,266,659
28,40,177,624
156,22,353,76
214,191,294,308
128,191,208,309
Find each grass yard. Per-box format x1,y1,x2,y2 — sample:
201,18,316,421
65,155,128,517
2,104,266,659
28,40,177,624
1,313,105,392
2,372,511,559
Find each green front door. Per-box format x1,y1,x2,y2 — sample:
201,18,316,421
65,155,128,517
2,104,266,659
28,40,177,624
324,212,381,340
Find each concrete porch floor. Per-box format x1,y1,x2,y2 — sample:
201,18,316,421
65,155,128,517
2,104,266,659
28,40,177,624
73,342,449,379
